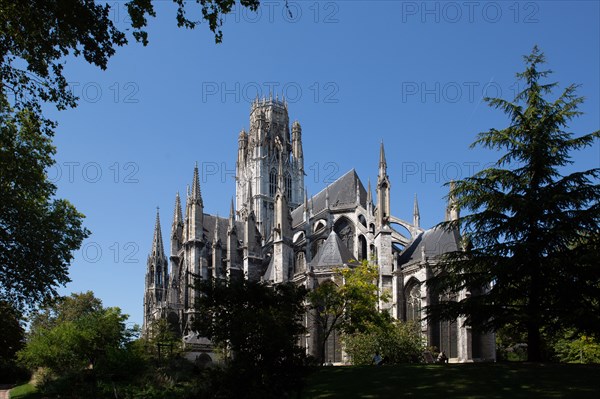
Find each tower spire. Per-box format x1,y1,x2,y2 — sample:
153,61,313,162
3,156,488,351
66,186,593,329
413,194,420,228
376,142,391,226
446,180,460,221
191,162,203,205
173,192,182,226
379,140,387,177
152,207,165,257
367,178,373,205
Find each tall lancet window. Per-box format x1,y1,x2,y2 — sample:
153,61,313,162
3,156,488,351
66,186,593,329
269,169,277,197
285,173,292,202
406,282,421,322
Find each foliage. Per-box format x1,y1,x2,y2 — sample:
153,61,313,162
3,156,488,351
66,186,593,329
2,1,264,312
308,260,390,363
143,318,183,361
17,292,139,398
0,104,90,312
192,277,310,398
553,332,600,364
343,321,423,365
1,0,261,115
0,300,29,383
427,46,600,362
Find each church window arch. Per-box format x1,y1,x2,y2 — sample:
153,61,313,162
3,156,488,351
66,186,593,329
358,234,367,260
358,214,367,228
334,217,355,255
405,279,422,322
295,252,306,274
269,169,277,197
429,290,458,358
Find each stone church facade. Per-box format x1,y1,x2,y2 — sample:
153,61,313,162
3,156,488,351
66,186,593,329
143,98,496,363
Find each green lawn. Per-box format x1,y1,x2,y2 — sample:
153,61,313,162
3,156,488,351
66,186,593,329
301,363,600,399
9,383,40,399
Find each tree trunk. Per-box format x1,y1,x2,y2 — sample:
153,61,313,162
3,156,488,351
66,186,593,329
527,322,542,362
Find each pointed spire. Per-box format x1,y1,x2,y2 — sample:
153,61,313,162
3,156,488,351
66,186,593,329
325,186,330,209
379,141,387,176
191,162,202,205
367,178,373,205
304,190,308,210
228,197,236,233
446,180,459,221
173,192,182,226
413,194,420,228
151,207,165,257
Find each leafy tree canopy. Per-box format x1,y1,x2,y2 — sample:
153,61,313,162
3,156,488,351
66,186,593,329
19,292,135,376
0,300,25,381
427,46,600,362
308,260,391,363
1,0,261,114
0,105,90,311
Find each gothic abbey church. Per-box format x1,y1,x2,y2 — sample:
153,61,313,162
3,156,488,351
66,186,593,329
143,98,496,363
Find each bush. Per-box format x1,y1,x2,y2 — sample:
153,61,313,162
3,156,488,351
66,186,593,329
344,321,423,365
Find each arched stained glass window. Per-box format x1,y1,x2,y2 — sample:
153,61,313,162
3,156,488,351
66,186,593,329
406,282,421,322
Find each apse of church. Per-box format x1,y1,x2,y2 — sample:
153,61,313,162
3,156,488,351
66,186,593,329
143,98,496,363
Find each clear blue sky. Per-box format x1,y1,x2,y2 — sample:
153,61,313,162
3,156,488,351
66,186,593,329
46,1,599,326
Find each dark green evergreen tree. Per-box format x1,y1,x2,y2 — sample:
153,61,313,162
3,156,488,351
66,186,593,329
427,46,600,362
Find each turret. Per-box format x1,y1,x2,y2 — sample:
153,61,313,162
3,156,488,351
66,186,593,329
143,208,169,336
168,193,184,308
376,142,391,227
238,97,304,239
367,178,373,216
237,129,248,168
227,198,239,278
413,194,420,228
188,163,204,241
171,192,183,256
446,180,460,222
292,121,303,166
149,208,167,288
212,217,223,278
272,152,293,283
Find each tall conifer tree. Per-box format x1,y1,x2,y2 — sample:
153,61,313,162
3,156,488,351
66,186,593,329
428,47,600,362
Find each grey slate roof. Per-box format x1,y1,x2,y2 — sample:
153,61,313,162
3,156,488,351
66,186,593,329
203,214,245,244
291,169,367,226
398,226,460,265
310,230,357,269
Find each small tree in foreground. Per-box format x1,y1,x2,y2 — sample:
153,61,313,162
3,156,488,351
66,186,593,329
427,46,600,362
308,260,391,364
18,292,139,398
